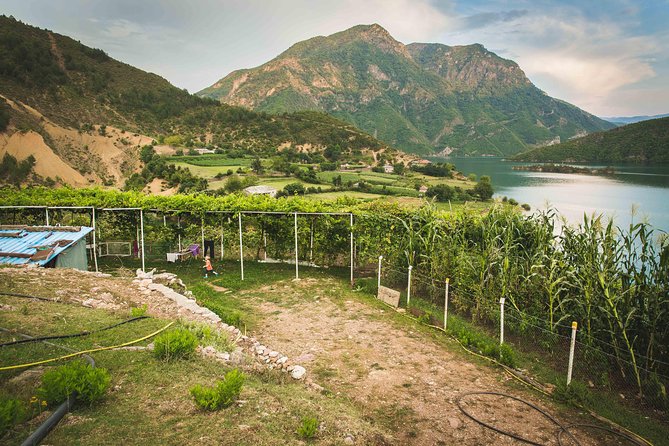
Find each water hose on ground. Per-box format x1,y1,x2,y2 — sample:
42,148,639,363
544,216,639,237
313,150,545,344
0,316,149,347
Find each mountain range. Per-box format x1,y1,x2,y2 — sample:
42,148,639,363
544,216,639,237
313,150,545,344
600,113,669,126
199,24,615,156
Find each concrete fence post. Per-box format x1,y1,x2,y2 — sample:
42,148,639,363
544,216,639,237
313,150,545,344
499,297,506,345
567,321,578,385
377,256,383,290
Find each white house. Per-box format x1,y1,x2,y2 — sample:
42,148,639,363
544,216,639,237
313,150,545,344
383,164,394,174
243,185,278,198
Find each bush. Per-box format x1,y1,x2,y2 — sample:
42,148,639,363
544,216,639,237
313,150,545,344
38,361,111,405
297,416,319,439
552,380,592,408
190,369,245,410
0,398,25,436
153,328,198,361
130,304,148,317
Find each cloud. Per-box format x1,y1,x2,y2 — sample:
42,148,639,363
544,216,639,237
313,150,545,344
459,9,528,30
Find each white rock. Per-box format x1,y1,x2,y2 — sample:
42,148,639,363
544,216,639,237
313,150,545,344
269,351,279,358
277,356,288,365
291,365,306,380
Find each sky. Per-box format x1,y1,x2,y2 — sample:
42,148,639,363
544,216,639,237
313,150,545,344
3,0,668,117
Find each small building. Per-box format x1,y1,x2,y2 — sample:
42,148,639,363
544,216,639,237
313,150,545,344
383,164,394,174
419,185,429,195
243,185,278,198
0,225,93,270
411,159,432,166
193,148,216,155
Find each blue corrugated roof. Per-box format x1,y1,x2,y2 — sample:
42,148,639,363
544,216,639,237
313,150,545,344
0,226,93,266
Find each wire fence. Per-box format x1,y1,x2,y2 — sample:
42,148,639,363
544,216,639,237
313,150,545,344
375,259,669,422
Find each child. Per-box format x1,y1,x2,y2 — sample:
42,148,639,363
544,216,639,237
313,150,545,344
203,256,218,278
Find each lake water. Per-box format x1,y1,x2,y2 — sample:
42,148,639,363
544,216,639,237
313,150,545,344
434,157,669,233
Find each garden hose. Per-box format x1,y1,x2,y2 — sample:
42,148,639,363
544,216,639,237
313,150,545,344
0,315,149,347
0,291,60,302
457,391,645,446
401,313,654,446
0,321,174,371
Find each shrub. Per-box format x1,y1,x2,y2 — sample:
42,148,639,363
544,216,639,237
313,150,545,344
190,369,245,411
0,398,25,436
552,380,592,408
297,416,319,439
184,322,235,353
153,328,198,361
38,361,111,405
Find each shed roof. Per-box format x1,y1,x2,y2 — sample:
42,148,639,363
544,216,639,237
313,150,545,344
243,185,278,195
0,225,93,266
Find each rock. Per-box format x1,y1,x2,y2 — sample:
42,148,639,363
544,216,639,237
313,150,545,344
291,365,306,380
448,417,461,429
216,352,230,361
202,346,217,357
146,343,154,351
287,365,295,372
136,268,155,279
277,356,288,365
269,351,279,358
344,435,355,445
138,278,152,288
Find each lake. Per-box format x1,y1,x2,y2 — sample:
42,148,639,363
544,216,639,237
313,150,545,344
434,157,669,233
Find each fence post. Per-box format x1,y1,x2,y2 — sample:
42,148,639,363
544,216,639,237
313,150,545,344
91,207,98,272
444,278,450,331
294,212,299,280
377,255,383,290
238,212,244,281
45,207,50,226
499,297,506,345
567,321,578,385
407,265,413,308
139,209,145,273
349,213,354,286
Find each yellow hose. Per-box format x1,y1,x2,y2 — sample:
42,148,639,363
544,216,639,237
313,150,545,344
0,321,174,371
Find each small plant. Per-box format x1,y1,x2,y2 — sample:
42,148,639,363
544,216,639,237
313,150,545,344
153,328,198,361
184,322,235,353
190,369,245,411
130,304,148,317
38,361,111,405
297,416,319,440
552,380,592,408
0,398,25,436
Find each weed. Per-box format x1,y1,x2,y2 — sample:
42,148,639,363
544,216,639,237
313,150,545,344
20,304,29,315
38,361,111,405
183,321,236,353
190,368,245,410
130,304,148,317
297,416,319,440
153,328,198,361
0,398,25,436
552,380,592,408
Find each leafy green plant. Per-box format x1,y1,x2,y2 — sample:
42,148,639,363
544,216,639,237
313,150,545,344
38,361,111,405
153,328,198,361
552,380,592,408
183,321,235,352
297,416,319,440
190,368,245,411
130,304,148,317
0,398,25,436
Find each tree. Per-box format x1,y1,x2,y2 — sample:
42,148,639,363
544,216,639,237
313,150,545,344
251,157,263,174
393,162,405,175
426,184,454,202
224,174,244,193
473,176,494,200
283,182,305,195
140,145,156,164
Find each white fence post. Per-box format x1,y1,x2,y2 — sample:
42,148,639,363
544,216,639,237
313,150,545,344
238,212,244,281
444,278,450,331
294,212,299,280
567,321,578,385
139,209,145,272
377,255,383,290
349,213,354,286
45,207,50,226
407,265,413,308
499,297,506,345
91,207,98,272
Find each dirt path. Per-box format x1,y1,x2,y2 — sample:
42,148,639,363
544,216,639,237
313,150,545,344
245,278,619,446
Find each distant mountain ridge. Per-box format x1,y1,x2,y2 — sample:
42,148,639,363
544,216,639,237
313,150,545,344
600,113,669,126
199,24,614,156
512,116,669,163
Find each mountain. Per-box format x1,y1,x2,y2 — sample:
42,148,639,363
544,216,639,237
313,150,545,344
0,16,397,187
199,24,614,156
511,116,669,163
600,113,669,126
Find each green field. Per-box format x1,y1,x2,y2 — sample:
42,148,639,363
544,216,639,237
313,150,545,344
170,156,252,167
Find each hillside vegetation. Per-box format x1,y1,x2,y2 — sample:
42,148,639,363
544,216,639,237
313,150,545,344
513,116,669,163
0,16,399,187
200,24,614,156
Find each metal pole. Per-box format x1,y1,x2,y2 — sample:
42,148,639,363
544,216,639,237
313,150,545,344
140,209,145,272
444,278,450,331
220,216,225,261
349,214,354,286
92,207,98,272
294,213,299,279
238,213,244,281
407,265,413,308
499,297,506,345
200,215,205,258
45,208,50,226
377,255,383,290
263,230,267,261
177,215,182,252
567,321,578,385
309,218,314,264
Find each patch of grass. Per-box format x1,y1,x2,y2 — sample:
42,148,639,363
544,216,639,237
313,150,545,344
152,328,198,361
190,368,245,411
297,416,319,440
38,360,111,405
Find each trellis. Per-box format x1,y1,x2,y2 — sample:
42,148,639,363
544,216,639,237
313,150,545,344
0,206,354,284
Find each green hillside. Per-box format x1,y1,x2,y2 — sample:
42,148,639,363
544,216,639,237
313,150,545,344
0,16,397,181
512,116,669,163
200,24,614,156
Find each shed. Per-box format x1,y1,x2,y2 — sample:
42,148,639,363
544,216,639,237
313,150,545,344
243,185,278,198
0,225,93,271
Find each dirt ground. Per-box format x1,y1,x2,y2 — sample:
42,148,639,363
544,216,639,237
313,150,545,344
244,277,630,446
